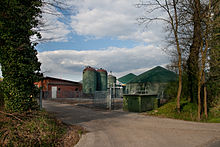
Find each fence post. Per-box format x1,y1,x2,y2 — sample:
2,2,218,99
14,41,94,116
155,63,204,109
109,88,112,110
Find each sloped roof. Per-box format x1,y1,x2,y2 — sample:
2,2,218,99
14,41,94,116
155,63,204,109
118,73,136,84
44,76,81,85
127,66,177,83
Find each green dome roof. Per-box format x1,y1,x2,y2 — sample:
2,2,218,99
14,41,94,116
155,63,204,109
118,73,136,84
128,66,177,83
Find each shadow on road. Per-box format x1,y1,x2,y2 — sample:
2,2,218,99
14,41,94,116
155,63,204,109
43,100,130,125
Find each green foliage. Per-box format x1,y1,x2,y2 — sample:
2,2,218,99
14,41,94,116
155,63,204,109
147,98,220,122
163,82,178,99
0,110,67,146
163,73,189,100
0,0,42,112
207,105,220,123
147,98,198,120
207,0,220,108
0,82,4,106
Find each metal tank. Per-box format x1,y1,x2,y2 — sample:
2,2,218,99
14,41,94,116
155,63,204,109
108,74,116,88
83,66,97,94
97,68,107,91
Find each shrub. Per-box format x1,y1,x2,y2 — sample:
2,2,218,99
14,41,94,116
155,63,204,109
0,110,67,146
0,82,4,107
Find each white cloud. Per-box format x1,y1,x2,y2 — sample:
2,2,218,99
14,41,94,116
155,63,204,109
71,9,135,38
32,2,71,42
38,45,169,81
69,0,165,43
31,0,166,43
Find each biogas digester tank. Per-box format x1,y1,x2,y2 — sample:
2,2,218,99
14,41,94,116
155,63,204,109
83,67,97,94
97,69,107,91
108,75,116,88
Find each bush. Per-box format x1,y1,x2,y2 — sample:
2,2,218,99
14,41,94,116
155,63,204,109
163,73,190,101
147,98,198,120
207,106,220,123
147,98,220,122
0,110,67,146
163,82,178,100
0,82,4,107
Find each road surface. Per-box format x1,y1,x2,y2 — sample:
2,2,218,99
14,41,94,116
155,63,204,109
43,100,220,147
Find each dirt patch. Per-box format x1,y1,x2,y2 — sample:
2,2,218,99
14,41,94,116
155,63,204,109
60,125,87,147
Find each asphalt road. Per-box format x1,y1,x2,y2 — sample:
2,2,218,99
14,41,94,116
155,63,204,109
43,100,220,147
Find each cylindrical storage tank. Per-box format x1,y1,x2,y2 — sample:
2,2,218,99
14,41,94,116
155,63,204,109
83,66,97,94
97,68,107,91
108,75,116,88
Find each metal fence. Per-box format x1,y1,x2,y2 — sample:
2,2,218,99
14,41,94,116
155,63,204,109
41,87,123,110
93,88,123,110
42,91,87,99
93,91,110,109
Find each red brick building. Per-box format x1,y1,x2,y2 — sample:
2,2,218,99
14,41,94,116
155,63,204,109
35,77,82,99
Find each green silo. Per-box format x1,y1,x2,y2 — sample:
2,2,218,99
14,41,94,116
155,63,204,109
83,66,97,94
108,75,116,88
97,68,107,91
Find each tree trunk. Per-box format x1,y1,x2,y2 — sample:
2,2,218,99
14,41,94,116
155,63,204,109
187,0,202,103
177,63,182,113
204,85,208,119
197,70,202,121
172,0,182,113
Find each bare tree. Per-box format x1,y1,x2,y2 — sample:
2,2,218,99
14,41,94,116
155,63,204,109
32,0,72,43
137,0,183,112
197,0,219,120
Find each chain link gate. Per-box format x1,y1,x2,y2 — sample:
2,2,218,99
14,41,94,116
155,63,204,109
93,87,123,110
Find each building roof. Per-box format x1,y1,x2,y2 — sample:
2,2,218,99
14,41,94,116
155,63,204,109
43,76,81,85
118,73,136,84
97,68,107,73
127,66,177,84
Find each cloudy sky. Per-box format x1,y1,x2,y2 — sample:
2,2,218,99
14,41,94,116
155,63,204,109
1,0,170,81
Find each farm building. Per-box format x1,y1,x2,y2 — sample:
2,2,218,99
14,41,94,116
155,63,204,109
118,73,136,94
35,77,82,99
118,73,136,85
126,66,177,97
108,74,116,88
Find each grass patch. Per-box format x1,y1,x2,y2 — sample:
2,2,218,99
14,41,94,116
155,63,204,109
145,99,220,122
0,109,67,146
206,106,220,123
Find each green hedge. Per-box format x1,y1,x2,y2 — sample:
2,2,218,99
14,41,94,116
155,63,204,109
0,82,4,106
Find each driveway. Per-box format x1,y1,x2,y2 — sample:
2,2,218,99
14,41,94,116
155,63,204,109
43,100,220,147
